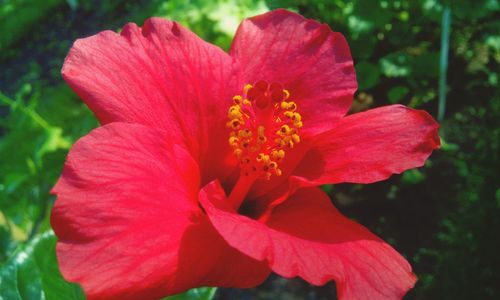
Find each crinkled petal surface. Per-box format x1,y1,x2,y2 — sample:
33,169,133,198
294,105,440,184
51,123,270,300
200,183,416,300
231,9,357,135
62,18,239,183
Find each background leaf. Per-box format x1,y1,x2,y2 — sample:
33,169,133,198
0,231,85,300
165,287,217,300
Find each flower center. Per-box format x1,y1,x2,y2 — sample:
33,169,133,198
227,80,303,181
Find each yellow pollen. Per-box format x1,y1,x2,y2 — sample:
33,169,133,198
243,84,253,94
283,89,290,100
227,82,303,180
238,129,252,138
227,119,241,130
233,95,242,104
229,136,239,148
228,106,242,119
271,149,285,160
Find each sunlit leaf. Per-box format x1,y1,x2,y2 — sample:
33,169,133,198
0,231,85,300
379,52,412,78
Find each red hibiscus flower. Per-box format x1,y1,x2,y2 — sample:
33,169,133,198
52,9,440,300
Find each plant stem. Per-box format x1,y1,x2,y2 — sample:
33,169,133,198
438,6,451,122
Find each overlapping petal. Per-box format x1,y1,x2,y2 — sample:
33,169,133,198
62,18,239,183
293,105,440,184
200,183,416,300
231,9,357,135
51,123,269,300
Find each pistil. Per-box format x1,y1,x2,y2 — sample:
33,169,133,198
228,173,257,209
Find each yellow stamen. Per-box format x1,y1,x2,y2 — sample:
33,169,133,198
227,82,303,180
233,95,242,104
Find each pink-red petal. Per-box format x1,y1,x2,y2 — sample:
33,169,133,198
294,105,440,184
62,18,239,184
200,183,416,300
51,123,269,300
231,9,357,135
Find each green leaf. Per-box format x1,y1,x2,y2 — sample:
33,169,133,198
0,231,85,300
379,52,412,78
401,169,426,185
388,86,409,103
164,287,217,300
355,61,381,90
0,0,65,57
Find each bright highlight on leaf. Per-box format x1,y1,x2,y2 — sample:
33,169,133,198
51,9,440,300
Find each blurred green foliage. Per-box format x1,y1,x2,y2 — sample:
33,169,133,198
1,0,499,299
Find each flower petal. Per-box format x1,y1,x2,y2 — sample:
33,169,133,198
294,105,440,184
52,123,269,300
200,184,416,300
62,18,239,183
231,9,357,135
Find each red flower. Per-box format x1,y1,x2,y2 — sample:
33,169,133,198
52,9,440,300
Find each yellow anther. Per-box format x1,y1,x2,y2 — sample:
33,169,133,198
228,106,242,119
233,95,243,104
278,124,291,135
256,126,266,143
256,153,270,163
291,112,302,122
234,149,242,158
284,111,294,119
238,129,252,138
227,119,241,129
294,121,303,128
271,149,285,160
275,169,283,176
275,138,285,147
229,136,239,147
281,101,297,111
281,136,292,145
243,84,253,94
250,145,260,152
268,161,278,169
258,125,265,136
243,99,251,106
283,89,290,100
291,134,300,144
